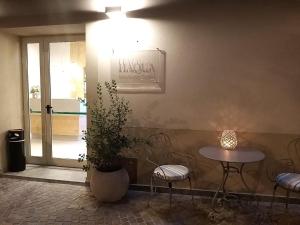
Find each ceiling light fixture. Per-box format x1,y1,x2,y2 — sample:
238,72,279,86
105,6,126,19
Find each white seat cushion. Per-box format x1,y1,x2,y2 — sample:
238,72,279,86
153,165,189,181
276,173,300,192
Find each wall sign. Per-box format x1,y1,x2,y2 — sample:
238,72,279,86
111,50,166,93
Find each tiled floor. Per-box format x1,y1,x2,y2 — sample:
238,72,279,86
0,177,300,225
4,164,86,185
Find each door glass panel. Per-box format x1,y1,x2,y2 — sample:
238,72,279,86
27,43,43,157
49,41,87,160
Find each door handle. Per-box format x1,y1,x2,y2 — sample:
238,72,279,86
45,105,53,114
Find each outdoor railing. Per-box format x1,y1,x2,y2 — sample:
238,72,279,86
30,110,87,115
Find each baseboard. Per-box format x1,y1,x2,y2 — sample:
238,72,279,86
1,175,299,205
129,184,300,204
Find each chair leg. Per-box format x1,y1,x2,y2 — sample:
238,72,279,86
270,183,278,209
168,182,172,207
188,176,194,204
150,175,154,196
285,190,290,209
148,175,155,207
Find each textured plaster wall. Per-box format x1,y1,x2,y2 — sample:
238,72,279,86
0,32,23,172
86,1,300,195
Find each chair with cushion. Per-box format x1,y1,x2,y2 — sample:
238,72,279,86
146,132,193,207
271,138,300,209
271,172,300,208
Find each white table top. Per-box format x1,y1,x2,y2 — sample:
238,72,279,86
199,146,265,163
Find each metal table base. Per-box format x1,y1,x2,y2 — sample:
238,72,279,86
212,162,251,210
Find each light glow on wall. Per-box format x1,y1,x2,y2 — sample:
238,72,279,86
99,17,153,56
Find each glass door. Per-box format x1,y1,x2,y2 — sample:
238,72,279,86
46,37,87,167
22,36,86,168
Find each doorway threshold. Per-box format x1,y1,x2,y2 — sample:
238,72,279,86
2,164,87,186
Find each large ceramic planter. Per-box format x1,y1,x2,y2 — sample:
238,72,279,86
90,168,129,202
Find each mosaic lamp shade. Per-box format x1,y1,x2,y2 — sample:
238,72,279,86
220,130,238,150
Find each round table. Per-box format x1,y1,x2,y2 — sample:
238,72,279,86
199,146,265,209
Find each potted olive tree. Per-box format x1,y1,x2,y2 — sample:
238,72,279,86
79,80,142,202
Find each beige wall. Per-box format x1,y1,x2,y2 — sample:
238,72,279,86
0,32,23,172
86,1,300,194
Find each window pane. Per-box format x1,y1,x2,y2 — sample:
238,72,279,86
27,43,42,157
49,41,87,160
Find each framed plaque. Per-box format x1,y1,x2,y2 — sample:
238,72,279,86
111,50,166,93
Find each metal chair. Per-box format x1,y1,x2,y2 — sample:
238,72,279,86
146,132,193,207
271,138,300,209
271,172,300,208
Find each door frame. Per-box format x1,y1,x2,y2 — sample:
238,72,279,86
22,35,85,168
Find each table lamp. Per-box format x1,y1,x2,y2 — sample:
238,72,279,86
220,130,237,150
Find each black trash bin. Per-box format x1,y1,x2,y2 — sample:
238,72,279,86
7,129,26,172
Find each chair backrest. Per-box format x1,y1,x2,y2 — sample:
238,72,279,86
145,132,193,169
287,137,300,170
145,132,173,167
266,158,295,182
266,137,299,182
